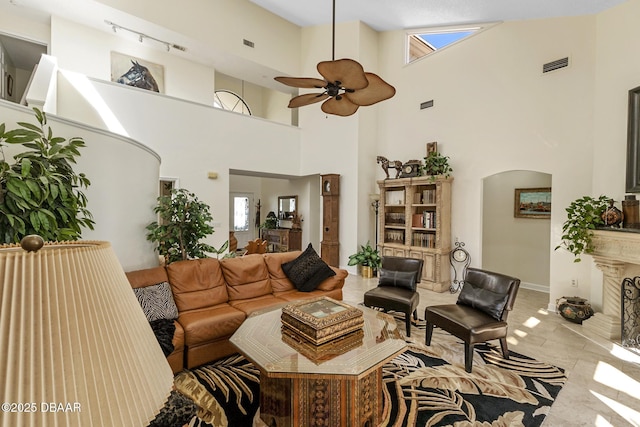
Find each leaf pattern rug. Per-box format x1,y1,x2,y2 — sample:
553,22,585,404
172,324,566,427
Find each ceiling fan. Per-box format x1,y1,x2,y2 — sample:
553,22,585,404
274,0,396,117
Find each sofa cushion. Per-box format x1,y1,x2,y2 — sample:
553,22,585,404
220,254,272,301
282,243,336,292
457,281,509,321
264,251,301,292
178,304,246,346
167,258,229,312
229,294,286,316
133,281,179,321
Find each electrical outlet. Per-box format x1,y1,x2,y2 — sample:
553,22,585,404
571,279,578,287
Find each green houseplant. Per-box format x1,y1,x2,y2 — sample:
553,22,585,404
348,241,382,278
0,108,94,243
423,152,453,180
555,195,610,262
146,188,228,264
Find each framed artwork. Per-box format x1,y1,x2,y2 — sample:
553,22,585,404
426,141,437,156
110,51,164,93
514,187,551,219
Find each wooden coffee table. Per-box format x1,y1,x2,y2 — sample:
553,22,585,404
230,302,406,427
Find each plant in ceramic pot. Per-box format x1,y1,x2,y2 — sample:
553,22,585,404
0,108,94,243
348,241,382,278
555,195,610,262
423,152,453,180
146,188,228,264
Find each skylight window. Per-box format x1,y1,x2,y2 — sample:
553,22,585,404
406,24,493,64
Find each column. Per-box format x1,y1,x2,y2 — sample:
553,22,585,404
584,256,624,339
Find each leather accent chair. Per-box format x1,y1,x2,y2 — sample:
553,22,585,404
425,267,520,372
363,256,424,337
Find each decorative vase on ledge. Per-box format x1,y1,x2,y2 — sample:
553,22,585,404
556,296,594,324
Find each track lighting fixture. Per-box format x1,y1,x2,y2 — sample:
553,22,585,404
104,20,186,53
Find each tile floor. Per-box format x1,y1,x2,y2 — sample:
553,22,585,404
342,274,640,427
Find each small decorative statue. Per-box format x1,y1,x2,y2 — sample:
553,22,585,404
292,214,303,230
376,156,403,179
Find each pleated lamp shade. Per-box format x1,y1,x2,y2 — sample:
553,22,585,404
0,239,173,426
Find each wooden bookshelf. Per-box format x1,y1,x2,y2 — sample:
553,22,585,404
377,176,452,292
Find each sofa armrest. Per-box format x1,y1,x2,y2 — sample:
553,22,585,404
316,266,347,291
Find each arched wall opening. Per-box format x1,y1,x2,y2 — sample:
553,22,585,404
482,170,552,291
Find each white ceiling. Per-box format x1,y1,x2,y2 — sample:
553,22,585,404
250,0,628,31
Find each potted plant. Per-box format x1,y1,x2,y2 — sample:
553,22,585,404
423,152,453,180
0,108,94,243
146,188,228,264
347,241,382,278
555,195,610,262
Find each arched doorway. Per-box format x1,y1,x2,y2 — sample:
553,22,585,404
482,170,551,291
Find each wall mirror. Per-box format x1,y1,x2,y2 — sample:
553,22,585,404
626,85,640,192
278,195,297,220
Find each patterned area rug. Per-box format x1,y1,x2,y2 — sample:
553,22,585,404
168,316,567,427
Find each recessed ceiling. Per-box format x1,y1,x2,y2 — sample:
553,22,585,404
250,0,629,31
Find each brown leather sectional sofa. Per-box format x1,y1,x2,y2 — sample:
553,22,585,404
126,251,347,373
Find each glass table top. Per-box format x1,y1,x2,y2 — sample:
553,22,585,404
230,303,407,376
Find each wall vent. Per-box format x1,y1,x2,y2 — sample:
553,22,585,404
243,39,255,48
420,100,434,110
542,57,569,74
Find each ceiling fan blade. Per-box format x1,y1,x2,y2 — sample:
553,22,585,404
321,97,360,116
317,59,368,90
288,93,330,108
275,77,327,89
345,72,396,106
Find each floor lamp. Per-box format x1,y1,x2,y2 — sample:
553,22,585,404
0,237,173,426
370,193,380,248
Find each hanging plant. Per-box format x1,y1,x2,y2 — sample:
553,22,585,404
555,195,610,262
423,152,453,180
0,108,94,243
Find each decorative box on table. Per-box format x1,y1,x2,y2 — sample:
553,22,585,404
281,296,364,345
281,328,364,363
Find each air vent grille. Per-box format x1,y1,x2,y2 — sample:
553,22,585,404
243,39,255,48
420,100,434,110
543,57,569,74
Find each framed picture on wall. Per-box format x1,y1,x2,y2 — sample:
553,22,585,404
110,51,164,93
426,141,437,156
514,187,551,219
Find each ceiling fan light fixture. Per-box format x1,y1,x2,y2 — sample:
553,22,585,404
273,1,394,116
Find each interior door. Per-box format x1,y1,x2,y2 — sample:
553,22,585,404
230,192,254,251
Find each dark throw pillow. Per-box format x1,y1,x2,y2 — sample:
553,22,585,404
133,281,179,322
282,243,336,292
378,268,416,290
456,281,509,320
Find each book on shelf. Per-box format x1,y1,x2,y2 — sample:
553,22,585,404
422,189,436,204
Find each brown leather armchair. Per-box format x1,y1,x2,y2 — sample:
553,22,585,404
425,267,520,372
363,256,423,337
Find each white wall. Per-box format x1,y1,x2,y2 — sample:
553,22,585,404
51,16,216,106
376,16,597,308
482,170,552,289
0,100,160,271
55,73,302,258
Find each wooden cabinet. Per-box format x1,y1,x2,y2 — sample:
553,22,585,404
261,229,302,252
378,176,452,292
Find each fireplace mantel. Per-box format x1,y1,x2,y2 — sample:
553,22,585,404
585,229,640,339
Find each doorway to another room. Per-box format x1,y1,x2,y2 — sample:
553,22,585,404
230,192,254,253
